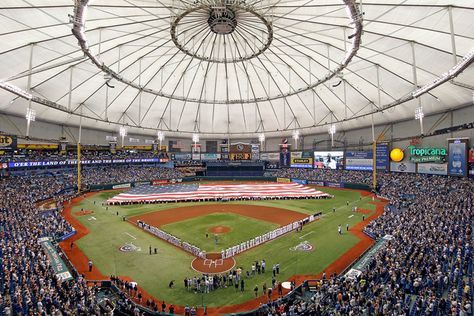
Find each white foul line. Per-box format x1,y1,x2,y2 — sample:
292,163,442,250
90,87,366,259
125,232,137,240
299,231,314,239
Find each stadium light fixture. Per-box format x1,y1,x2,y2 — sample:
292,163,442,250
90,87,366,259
157,130,164,150
414,106,424,120
192,133,199,143
157,130,164,142
25,108,36,122
415,106,424,135
119,126,127,147
25,108,36,138
119,126,127,137
292,130,300,149
259,133,265,143
328,124,336,147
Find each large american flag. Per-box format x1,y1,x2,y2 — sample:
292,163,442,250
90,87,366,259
107,183,330,203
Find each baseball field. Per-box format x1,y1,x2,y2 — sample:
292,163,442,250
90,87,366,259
60,183,385,314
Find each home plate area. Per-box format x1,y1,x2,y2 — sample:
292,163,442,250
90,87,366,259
204,258,223,268
192,253,236,274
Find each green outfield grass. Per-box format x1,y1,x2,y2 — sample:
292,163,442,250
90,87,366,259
71,185,379,308
162,213,279,253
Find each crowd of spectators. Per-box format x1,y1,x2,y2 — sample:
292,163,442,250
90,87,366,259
79,165,183,187
265,168,373,186
0,165,183,315
258,171,473,316
0,175,96,315
1,162,473,315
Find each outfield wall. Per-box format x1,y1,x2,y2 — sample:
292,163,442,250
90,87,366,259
84,176,372,192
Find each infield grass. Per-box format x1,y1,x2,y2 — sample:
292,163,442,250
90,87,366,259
161,213,278,253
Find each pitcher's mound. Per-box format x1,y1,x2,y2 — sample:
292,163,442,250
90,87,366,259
208,226,231,234
192,253,235,274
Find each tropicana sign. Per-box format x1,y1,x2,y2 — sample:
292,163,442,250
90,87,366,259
408,146,447,163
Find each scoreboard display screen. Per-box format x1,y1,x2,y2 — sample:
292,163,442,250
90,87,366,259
230,153,251,160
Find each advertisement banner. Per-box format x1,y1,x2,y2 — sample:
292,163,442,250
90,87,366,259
291,151,302,159
251,144,260,161
0,135,17,151
0,162,8,170
314,151,344,169
265,161,280,169
152,180,169,185
448,139,467,177
417,163,448,175
201,153,220,161
276,177,291,183
325,182,343,188
230,153,251,160
280,148,291,167
39,238,73,281
291,178,308,185
308,180,325,186
469,148,474,163
290,157,313,168
173,153,192,161
58,231,76,242
376,143,390,171
8,158,165,168
17,143,58,150
265,152,280,161
345,151,373,171
112,183,131,189
408,146,447,163
390,161,416,173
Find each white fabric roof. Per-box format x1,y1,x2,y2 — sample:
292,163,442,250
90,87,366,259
0,0,473,138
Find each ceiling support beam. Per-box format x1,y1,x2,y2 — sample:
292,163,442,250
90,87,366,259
25,43,35,138
448,6,457,66
67,66,74,112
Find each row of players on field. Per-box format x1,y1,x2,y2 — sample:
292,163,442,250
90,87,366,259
221,219,309,259
136,216,314,259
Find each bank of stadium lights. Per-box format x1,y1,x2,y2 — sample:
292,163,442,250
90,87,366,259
25,108,36,138
157,131,164,149
415,106,424,135
292,130,300,149
328,124,336,147
259,133,265,146
119,126,127,147
25,108,36,122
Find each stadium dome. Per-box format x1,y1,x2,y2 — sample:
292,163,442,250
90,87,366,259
0,0,473,139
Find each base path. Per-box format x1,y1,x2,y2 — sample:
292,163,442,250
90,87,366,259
130,204,308,228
